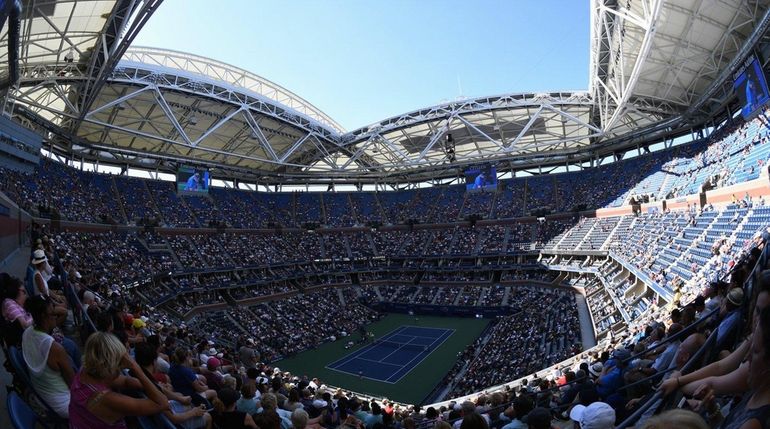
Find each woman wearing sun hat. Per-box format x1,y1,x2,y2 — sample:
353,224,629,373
31,249,68,323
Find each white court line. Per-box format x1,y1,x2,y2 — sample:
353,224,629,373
385,328,455,383
355,357,403,367
326,326,408,370
376,335,427,363
326,326,455,384
325,366,399,385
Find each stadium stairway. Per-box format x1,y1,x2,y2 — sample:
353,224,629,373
223,311,250,336
142,179,167,225
475,287,489,306
109,176,129,224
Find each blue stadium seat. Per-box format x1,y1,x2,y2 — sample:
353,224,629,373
7,391,49,429
8,346,68,426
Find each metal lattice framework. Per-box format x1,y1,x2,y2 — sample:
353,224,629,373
3,0,770,182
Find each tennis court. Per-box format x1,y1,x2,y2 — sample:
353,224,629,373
326,326,454,383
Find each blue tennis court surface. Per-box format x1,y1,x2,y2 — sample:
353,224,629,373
326,326,454,383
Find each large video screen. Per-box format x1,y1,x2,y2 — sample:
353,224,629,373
176,166,210,194
465,164,497,191
733,53,770,120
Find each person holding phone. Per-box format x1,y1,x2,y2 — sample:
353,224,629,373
134,342,212,429
68,332,169,428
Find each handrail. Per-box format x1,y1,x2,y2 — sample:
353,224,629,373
607,251,672,302
616,325,719,428
615,242,765,427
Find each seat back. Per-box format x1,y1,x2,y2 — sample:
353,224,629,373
0,317,24,348
8,346,31,384
137,414,165,429
7,391,48,429
8,345,67,423
24,265,35,297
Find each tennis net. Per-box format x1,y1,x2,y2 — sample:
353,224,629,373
372,339,432,352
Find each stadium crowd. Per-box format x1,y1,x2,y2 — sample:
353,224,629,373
4,107,770,429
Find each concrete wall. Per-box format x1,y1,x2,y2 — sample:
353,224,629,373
0,190,31,267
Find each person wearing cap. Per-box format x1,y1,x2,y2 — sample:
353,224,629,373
31,249,54,296
588,362,603,379
716,287,744,350
569,402,615,429
596,348,630,404
30,248,68,319
132,318,151,338
213,387,257,429
201,356,224,391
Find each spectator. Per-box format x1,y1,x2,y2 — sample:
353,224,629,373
596,348,630,403
568,402,615,429
134,342,212,429
1,273,31,346
258,391,293,429
213,387,258,429
291,408,324,429
21,295,76,418
68,332,169,427
500,394,533,429
239,338,260,369
366,402,384,429
639,409,708,429
284,388,303,412
460,412,489,429
716,287,744,350
706,306,770,428
168,347,217,405
236,382,260,415
523,407,553,429
30,249,67,320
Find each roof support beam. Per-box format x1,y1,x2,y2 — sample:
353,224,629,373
76,0,164,125
192,107,244,146
595,0,664,133
152,86,193,146
242,110,279,161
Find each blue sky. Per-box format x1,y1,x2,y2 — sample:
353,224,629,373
132,0,589,131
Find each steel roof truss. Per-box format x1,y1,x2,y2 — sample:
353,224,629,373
455,115,505,151
191,106,244,147
242,109,279,161
278,133,312,164
151,86,193,146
